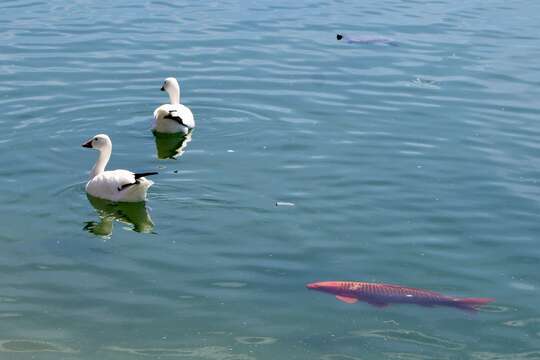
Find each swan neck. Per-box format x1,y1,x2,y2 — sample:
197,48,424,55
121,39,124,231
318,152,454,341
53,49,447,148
168,85,180,105
90,146,111,179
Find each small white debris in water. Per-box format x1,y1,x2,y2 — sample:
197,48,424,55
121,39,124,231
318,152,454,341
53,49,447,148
406,294,413,297
227,149,234,153
509,281,535,291
275,202,295,207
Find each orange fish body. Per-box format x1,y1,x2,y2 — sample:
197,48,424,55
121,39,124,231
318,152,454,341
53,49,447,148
306,281,493,311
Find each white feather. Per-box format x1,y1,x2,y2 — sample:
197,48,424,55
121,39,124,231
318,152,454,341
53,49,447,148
152,77,195,134
82,134,155,203
153,104,194,134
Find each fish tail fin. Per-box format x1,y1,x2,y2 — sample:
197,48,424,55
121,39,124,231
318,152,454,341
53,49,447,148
455,298,495,311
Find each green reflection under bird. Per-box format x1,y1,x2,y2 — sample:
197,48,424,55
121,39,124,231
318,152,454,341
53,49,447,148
84,194,154,237
153,130,193,160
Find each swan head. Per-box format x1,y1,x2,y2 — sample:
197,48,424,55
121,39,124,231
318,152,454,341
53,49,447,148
82,134,112,151
160,77,180,105
160,77,179,92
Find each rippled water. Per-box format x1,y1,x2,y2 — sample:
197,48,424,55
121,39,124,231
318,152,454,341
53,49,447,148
1,0,540,358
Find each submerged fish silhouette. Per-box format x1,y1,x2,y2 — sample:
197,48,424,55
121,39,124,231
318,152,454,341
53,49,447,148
337,33,398,46
307,281,494,311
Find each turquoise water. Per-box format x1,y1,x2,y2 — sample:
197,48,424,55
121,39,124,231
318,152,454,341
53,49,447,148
1,0,540,358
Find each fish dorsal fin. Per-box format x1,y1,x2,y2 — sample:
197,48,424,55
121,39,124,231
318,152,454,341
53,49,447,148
336,295,358,304
382,283,443,297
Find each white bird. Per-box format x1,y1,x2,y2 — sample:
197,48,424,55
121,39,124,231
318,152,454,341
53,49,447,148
153,77,195,134
82,134,157,202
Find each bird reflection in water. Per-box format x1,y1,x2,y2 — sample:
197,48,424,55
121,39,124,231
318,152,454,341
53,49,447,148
152,130,193,160
84,194,154,237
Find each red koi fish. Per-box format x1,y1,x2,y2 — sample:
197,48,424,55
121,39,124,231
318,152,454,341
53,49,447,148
306,281,494,311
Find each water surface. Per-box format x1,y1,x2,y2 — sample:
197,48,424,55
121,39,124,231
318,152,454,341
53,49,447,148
1,0,540,359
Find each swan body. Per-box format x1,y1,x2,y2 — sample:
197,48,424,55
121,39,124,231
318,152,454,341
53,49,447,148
82,134,157,202
153,77,195,134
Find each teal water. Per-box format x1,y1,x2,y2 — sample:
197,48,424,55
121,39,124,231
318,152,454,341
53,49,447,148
1,0,540,358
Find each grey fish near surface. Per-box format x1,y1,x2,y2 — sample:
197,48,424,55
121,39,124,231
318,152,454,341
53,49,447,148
337,33,398,46
275,201,295,207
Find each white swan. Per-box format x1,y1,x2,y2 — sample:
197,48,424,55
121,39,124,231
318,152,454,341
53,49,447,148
153,77,195,134
82,134,157,202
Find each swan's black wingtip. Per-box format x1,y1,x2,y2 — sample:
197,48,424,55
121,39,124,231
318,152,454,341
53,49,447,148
134,172,159,179
336,34,343,40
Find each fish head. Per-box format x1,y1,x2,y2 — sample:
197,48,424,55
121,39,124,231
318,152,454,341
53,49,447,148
306,281,343,294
